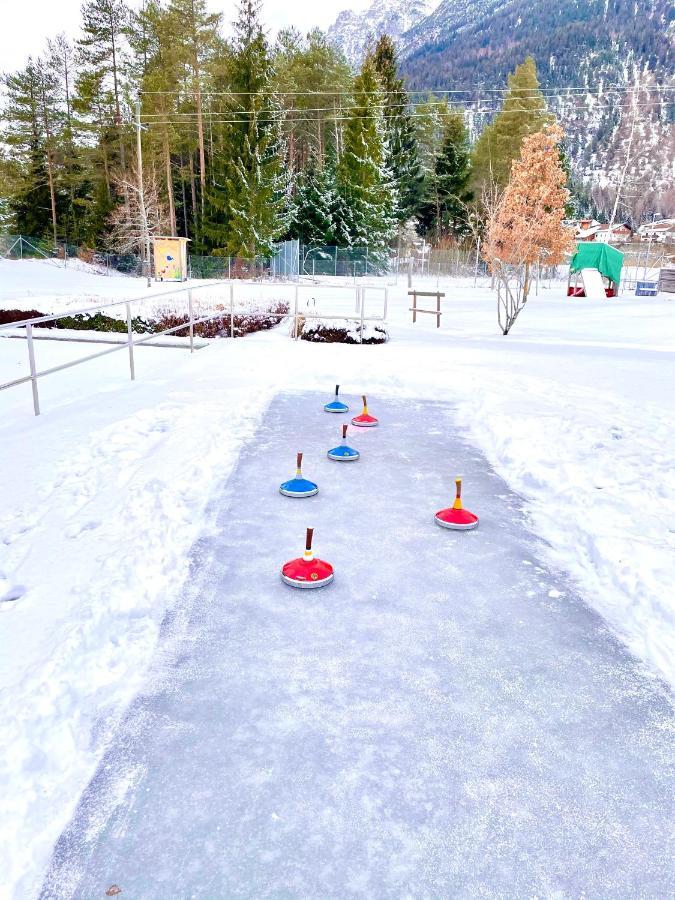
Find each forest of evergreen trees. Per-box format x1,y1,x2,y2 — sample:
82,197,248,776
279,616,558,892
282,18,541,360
0,0,568,261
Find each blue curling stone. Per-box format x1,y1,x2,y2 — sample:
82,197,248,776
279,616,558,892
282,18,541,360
327,445,360,461
324,399,349,413
279,476,319,498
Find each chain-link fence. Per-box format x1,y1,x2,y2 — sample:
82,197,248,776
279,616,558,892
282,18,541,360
1,235,144,276
300,245,392,277
1,233,511,283
188,240,300,281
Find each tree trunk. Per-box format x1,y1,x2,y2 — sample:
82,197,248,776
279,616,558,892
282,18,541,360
109,9,129,212
179,154,189,238
522,261,531,303
102,142,111,198
62,50,76,243
38,75,58,247
190,0,206,223
164,130,176,237
188,152,198,240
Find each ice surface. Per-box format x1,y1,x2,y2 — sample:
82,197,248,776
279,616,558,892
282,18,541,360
38,394,675,898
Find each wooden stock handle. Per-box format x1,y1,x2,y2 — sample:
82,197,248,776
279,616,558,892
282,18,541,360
305,527,314,551
342,424,348,439
362,394,367,406
335,384,339,396
296,452,303,469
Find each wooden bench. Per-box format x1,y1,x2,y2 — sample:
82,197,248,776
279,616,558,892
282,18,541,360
408,290,445,328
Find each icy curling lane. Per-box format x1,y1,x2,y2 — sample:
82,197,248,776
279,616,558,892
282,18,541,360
41,394,675,900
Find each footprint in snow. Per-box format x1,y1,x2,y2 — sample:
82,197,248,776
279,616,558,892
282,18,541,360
2,519,36,545
1,584,26,603
65,519,101,539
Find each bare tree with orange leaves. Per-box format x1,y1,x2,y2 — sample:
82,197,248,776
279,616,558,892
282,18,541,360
482,124,574,334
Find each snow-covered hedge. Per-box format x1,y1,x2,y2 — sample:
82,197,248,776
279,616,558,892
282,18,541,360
298,317,389,345
0,302,289,339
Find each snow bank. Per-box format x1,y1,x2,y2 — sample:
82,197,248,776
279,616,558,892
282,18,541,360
0,338,278,897
454,363,675,683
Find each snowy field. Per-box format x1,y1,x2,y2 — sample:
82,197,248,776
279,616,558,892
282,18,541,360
0,258,674,897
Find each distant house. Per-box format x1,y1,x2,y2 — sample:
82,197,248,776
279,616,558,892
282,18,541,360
570,219,602,241
595,223,633,244
569,220,633,243
637,219,675,243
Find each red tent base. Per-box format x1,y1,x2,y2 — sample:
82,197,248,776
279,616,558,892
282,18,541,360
435,508,479,530
281,557,334,589
351,414,378,427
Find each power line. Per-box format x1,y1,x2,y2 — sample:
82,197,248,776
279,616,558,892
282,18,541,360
137,101,675,129
138,91,674,118
137,92,675,122
139,84,675,97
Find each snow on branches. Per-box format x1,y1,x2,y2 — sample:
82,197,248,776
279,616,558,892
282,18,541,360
107,167,169,257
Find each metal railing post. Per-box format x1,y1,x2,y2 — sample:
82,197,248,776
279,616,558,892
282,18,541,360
294,285,299,340
126,302,136,381
26,324,40,416
188,289,194,353
230,283,235,338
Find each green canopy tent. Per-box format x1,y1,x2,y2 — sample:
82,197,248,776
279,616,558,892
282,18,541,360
568,243,623,297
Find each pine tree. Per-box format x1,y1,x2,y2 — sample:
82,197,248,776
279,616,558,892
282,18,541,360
471,57,553,194
272,28,352,169
46,34,88,245
0,149,13,230
77,0,131,214
418,110,473,240
371,35,423,224
414,95,455,178
165,0,222,231
130,1,192,239
338,54,396,262
2,58,64,242
289,167,334,246
206,0,288,257
226,118,290,257
72,63,122,244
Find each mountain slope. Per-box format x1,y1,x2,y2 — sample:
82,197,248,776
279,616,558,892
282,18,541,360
325,0,674,211
327,0,438,67
402,0,673,90
399,0,675,212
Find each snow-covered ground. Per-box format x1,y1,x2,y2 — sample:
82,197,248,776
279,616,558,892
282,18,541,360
0,259,673,897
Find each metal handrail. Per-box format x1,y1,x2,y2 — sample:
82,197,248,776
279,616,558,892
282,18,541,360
1,279,388,416
0,278,231,331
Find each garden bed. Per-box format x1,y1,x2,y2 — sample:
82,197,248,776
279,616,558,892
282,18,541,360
298,318,388,345
0,301,289,339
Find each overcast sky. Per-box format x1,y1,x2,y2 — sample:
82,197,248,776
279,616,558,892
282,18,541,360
0,0,369,73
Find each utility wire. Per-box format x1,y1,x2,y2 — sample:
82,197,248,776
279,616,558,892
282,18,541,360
138,91,674,118
135,96,675,125
137,101,675,128
139,85,675,97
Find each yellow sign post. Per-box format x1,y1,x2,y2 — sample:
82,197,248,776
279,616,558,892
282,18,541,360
152,236,190,282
